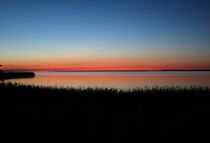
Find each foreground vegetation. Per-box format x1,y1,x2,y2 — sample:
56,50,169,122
1,82,209,96
0,82,210,139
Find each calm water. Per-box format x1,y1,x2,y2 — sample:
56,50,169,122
6,71,210,89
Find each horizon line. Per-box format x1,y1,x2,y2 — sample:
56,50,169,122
2,69,210,72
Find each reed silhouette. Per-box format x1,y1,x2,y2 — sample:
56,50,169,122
0,82,210,139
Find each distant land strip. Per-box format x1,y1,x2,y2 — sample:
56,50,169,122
52,69,210,72
1,69,210,72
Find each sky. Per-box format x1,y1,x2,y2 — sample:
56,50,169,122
0,0,210,71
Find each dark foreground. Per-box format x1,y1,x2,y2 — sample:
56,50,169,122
1,82,210,140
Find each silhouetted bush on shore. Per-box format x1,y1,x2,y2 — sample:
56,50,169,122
0,82,210,139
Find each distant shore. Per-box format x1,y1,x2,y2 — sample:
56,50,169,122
49,69,210,72
1,69,210,73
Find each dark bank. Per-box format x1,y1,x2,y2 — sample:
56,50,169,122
0,72,35,80
0,82,210,140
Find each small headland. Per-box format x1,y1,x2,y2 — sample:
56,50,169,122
0,72,35,80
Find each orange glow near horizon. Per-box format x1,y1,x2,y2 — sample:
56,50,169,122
1,56,210,71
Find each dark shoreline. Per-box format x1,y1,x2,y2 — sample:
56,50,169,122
0,72,35,80
1,82,210,139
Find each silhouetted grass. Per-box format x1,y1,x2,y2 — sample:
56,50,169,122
0,82,210,139
1,82,209,96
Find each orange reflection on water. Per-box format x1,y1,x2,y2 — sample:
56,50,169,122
7,72,210,89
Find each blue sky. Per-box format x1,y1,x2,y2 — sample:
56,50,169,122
0,0,210,70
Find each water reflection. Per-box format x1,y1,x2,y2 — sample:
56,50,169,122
6,72,210,89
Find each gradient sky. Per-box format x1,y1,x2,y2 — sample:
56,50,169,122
0,0,210,71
